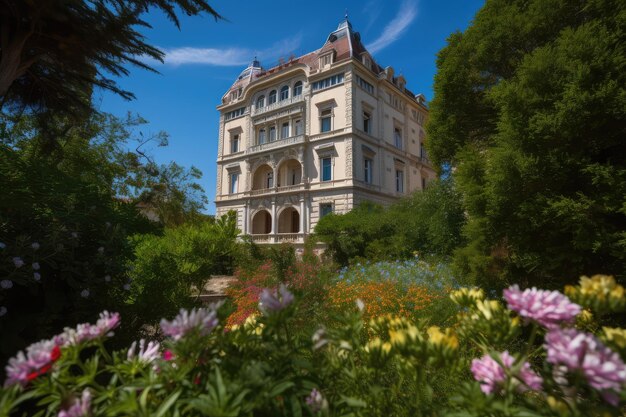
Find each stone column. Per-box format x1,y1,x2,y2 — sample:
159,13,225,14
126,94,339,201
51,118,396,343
243,202,249,235
271,199,277,235
299,198,305,235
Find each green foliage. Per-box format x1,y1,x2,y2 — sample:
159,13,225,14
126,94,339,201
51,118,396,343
127,211,240,325
428,0,626,288
4,277,625,416
0,0,221,118
314,179,466,266
0,111,209,366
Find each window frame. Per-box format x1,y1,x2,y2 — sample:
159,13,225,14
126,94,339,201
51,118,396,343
229,172,239,194
364,157,373,184
320,203,333,218
258,128,266,145
394,127,403,150
268,90,277,104
281,122,290,139
320,108,332,133
256,95,265,109
293,81,303,96
269,126,276,142
230,134,240,153
395,169,404,193
321,157,332,182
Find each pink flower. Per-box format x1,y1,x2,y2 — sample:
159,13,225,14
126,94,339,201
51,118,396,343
5,340,61,387
305,388,327,412
259,284,294,315
53,311,120,346
58,389,91,417
471,351,543,394
163,350,174,361
503,285,581,329
545,328,626,406
160,304,221,340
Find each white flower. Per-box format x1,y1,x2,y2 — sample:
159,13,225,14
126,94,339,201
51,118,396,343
71,232,78,239
97,247,104,254
31,242,40,250
12,257,24,268
0,306,7,316
80,289,90,298
33,273,41,281
356,298,365,312
104,275,111,282
127,339,161,364
32,262,40,270
123,284,130,291
1,280,13,289
0,242,5,249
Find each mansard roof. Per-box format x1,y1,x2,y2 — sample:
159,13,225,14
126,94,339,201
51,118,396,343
220,17,424,107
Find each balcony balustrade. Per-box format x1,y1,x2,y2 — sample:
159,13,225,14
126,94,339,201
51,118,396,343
251,95,304,116
249,233,305,244
246,134,305,155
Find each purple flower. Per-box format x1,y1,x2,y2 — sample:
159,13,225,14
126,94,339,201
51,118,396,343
32,262,40,270
471,351,543,394
123,284,130,291
0,242,5,249
53,311,120,346
58,389,91,417
80,289,89,298
127,339,161,364
33,273,41,281
305,388,327,413
503,285,581,329
160,304,221,340
259,284,294,315
31,242,40,250
12,257,24,268
0,306,6,316
4,339,61,387
545,328,626,405
0,280,13,289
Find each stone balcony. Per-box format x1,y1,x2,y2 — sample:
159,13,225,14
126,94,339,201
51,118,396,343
249,233,305,244
245,134,305,156
215,183,308,202
251,95,305,116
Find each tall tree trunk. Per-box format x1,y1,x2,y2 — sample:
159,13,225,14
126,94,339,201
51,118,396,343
0,17,36,97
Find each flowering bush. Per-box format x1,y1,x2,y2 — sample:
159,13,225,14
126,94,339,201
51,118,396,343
329,258,454,320
1,275,625,416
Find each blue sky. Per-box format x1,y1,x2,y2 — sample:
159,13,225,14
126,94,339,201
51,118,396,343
97,0,484,214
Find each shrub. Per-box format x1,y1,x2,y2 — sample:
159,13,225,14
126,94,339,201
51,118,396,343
3,276,625,416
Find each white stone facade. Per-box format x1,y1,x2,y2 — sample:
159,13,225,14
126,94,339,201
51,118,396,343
214,18,436,244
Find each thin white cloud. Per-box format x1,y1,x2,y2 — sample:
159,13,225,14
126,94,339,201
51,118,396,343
366,0,417,54
361,0,383,33
159,35,302,67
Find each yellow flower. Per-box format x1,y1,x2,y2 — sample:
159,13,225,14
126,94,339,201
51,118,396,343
382,342,392,355
475,300,501,320
389,329,407,348
450,287,485,307
603,327,626,349
427,326,459,350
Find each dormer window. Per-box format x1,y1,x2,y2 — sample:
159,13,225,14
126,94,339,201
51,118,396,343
319,51,334,68
362,56,371,69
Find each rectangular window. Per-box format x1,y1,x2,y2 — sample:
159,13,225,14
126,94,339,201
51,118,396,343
395,170,404,193
281,122,290,139
320,203,333,218
355,75,374,94
321,157,332,181
312,73,344,91
269,126,276,141
230,134,239,153
394,128,403,149
363,111,371,134
295,119,303,135
266,172,273,189
229,173,239,194
320,109,331,133
422,178,427,190
258,129,266,144
364,158,372,184
224,107,246,121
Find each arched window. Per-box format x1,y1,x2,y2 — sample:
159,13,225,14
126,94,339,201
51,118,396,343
256,95,265,108
268,90,277,104
280,85,289,101
293,81,303,96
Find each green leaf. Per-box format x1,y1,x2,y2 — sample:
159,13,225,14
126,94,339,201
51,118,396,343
154,390,181,417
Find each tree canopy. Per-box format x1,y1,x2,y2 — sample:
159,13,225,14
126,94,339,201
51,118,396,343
427,0,626,288
0,0,221,117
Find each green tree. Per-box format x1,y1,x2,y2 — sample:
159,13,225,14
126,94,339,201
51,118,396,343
127,211,240,325
428,0,626,288
0,0,221,116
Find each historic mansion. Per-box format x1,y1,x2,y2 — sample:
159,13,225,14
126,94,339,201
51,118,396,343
214,17,435,244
